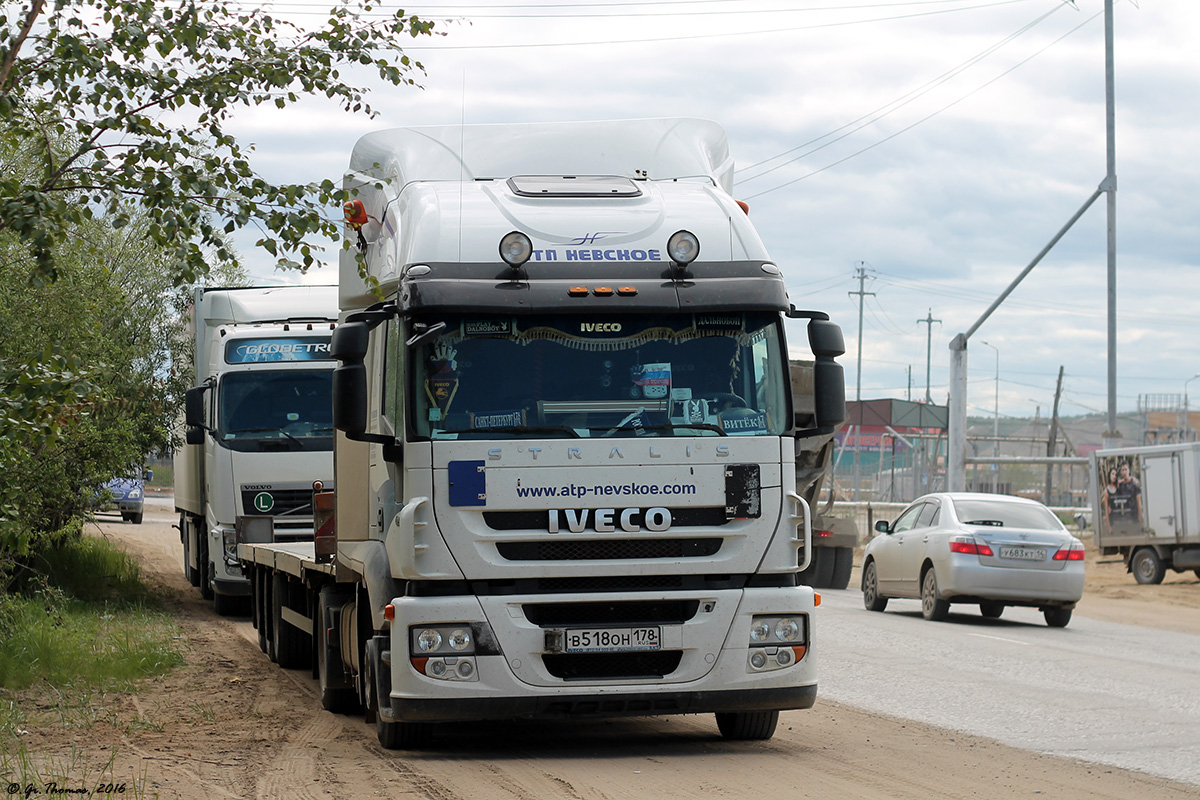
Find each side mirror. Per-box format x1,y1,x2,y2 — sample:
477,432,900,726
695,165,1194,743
331,321,369,364
333,363,368,436
185,427,206,446
184,386,207,428
874,519,891,534
809,319,846,431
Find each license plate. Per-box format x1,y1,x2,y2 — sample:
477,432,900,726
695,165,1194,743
999,546,1044,561
565,627,661,653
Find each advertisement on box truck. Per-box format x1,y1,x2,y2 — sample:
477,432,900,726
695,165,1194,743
238,119,847,748
174,285,338,614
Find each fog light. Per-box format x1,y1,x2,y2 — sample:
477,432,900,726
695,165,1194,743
499,231,533,268
749,651,767,669
429,659,447,676
417,629,443,652
457,660,474,678
667,230,700,265
776,648,793,666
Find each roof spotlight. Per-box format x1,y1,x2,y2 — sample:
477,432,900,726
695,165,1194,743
499,231,533,269
667,230,700,266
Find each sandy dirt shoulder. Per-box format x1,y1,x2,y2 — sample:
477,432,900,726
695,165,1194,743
7,508,1198,800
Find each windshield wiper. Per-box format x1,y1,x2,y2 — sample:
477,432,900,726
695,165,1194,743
437,424,582,439
591,422,727,437
227,427,304,447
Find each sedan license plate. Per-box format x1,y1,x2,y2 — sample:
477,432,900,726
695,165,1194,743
565,627,661,653
999,546,1044,561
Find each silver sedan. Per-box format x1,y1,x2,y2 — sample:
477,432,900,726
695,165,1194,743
861,492,1085,627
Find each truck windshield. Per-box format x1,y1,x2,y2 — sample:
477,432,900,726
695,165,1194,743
410,312,789,440
219,370,333,452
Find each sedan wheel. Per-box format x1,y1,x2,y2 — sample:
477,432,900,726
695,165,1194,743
979,601,1004,619
862,560,888,612
921,569,950,621
1044,607,1072,628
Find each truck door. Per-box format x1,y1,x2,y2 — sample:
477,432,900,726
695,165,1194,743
1142,454,1182,543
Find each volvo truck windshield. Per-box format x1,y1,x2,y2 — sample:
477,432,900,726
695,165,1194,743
218,370,334,451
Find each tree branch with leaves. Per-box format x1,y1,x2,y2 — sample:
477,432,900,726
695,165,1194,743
0,0,437,285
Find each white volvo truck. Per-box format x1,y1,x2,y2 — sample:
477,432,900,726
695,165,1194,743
174,285,338,614
237,119,847,747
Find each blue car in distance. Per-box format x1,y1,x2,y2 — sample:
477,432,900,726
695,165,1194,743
98,474,148,524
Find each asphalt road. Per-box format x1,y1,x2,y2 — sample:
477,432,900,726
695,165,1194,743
816,584,1200,786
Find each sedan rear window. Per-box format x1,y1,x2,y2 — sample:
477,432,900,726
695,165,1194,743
950,499,1064,531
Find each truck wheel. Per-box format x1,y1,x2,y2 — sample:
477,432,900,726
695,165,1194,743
862,560,888,612
318,588,358,714
1131,548,1166,585
273,573,309,669
830,547,853,590
366,636,433,749
920,568,950,621
213,591,242,617
1044,607,1072,628
200,553,214,601
714,710,779,741
798,548,834,588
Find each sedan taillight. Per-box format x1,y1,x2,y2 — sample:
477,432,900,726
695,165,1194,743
949,536,994,556
1053,542,1086,561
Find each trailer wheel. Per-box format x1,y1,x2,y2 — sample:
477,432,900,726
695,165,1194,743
830,546,853,590
714,710,779,740
1131,547,1166,585
273,573,309,669
317,588,358,714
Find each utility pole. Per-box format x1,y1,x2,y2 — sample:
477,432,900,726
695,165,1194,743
849,263,875,502
917,309,941,404
1045,366,1065,505
906,365,912,401
1103,0,1120,448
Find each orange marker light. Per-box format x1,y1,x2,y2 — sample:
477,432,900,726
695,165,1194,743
344,200,369,229
411,657,429,675
568,286,589,297
593,286,614,296
384,603,395,620
617,286,638,296
814,593,822,607
736,200,750,215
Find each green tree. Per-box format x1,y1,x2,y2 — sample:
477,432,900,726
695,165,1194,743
0,0,436,285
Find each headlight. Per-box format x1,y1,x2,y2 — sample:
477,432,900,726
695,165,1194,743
416,629,443,652
749,615,807,646
127,488,141,499
448,628,472,651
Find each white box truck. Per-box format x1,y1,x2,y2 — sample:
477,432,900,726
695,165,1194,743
174,285,338,614
238,119,847,748
1090,441,1200,584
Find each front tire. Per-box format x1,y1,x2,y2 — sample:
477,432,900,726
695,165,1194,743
366,636,432,749
1044,607,1073,628
862,560,888,612
715,710,779,741
1131,548,1165,585
921,568,950,621
317,588,358,714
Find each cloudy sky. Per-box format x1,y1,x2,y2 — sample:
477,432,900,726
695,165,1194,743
227,0,1199,426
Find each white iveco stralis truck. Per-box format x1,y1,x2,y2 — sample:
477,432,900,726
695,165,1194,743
237,119,846,748
174,285,337,614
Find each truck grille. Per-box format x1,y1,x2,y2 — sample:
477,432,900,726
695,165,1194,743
239,488,314,517
496,538,720,561
524,600,700,627
542,651,682,681
483,507,728,531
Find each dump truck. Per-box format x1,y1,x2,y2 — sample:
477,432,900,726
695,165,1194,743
237,119,846,748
